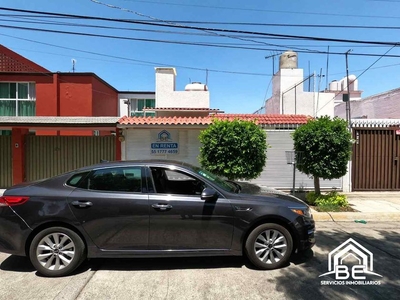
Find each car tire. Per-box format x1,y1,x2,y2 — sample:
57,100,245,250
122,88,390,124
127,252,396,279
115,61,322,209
29,227,86,277
245,223,293,270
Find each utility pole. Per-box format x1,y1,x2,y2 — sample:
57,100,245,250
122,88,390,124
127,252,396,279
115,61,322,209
345,50,352,129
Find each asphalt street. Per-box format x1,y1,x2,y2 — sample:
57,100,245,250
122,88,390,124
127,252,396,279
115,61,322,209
0,221,399,300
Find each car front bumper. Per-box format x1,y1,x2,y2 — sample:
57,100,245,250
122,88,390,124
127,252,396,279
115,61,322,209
293,216,316,251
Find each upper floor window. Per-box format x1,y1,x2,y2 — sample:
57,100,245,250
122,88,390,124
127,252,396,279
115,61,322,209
130,98,155,117
0,82,36,116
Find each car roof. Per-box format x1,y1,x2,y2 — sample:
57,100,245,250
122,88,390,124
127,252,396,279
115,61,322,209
74,160,196,172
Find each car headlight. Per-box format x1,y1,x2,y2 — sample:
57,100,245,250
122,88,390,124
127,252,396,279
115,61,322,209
291,207,312,218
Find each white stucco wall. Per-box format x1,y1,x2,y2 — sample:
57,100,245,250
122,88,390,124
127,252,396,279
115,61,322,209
266,68,335,117
157,91,210,109
124,127,204,166
265,73,282,114
155,68,209,109
314,92,335,117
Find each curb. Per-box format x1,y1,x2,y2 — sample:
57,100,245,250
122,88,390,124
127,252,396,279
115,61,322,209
312,210,400,222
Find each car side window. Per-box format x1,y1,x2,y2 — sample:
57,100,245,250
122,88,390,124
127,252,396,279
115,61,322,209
66,172,90,187
80,167,143,193
150,167,206,195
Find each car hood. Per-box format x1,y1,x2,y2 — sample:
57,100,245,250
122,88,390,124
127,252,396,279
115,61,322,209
236,182,308,206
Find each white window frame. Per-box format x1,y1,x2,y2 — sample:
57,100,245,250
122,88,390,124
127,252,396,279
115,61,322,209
0,82,36,116
129,98,155,117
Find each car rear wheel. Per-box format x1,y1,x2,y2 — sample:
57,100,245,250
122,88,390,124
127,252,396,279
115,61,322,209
29,227,86,277
245,223,293,270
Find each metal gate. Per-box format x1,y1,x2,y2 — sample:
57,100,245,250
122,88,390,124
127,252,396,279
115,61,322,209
0,136,12,188
26,136,116,182
352,128,400,191
250,130,342,190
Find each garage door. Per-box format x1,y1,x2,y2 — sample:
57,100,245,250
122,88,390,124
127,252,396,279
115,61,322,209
0,136,12,188
250,130,342,190
25,136,116,181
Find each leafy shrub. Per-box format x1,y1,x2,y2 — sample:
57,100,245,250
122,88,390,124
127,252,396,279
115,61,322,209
292,116,352,195
315,191,348,207
306,191,318,206
306,191,348,208
199,119,268,180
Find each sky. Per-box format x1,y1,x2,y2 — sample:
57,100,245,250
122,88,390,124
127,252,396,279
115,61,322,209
1,0,400,114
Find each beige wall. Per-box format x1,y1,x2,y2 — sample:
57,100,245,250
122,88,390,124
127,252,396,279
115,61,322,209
123,127,204,166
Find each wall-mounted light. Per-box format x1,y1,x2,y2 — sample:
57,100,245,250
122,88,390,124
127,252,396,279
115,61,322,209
118,129,125,142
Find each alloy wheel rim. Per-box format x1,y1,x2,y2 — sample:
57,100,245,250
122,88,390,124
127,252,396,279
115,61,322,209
254,229,287,264
36,233,75,271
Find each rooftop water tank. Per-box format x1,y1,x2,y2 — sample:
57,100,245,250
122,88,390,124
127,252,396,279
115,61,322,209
329,80,339,91
185,82,208,91
348,75,358,91
341,75,358,91
279,50,298,69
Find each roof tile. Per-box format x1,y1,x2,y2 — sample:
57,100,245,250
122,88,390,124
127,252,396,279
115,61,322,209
117,114,310,126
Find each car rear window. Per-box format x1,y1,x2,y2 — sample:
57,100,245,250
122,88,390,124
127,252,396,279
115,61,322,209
66,172,90,187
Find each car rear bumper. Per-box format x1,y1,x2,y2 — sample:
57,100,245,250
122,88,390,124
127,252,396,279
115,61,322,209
0,207,31,256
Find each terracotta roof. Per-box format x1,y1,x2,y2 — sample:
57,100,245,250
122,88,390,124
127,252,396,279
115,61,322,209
118,114,309,126
214,114,309,124
142,107,222,112
118,116,210,125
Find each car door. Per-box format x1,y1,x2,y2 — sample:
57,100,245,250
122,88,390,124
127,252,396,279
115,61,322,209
67,166,149,251
147,166,234,250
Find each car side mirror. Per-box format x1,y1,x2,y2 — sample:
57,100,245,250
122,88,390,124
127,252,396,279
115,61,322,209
201,187,219,201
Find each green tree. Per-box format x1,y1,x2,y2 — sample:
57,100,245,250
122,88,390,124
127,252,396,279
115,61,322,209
199,119,268,180
292,116,352,196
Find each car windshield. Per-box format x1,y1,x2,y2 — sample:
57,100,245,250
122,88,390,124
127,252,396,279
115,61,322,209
192,166,237,193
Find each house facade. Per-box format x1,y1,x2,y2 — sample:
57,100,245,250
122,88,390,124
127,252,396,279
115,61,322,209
0,44,119,136
118,114,342,190
0,45,120,187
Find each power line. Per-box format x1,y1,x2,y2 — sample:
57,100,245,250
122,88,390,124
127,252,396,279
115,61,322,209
89,0,317,54
6,16,398,48
4,23,400,61
317,44,399,113
3,17,398,49
0,33,274,76
6,13,400,30
0,7,399,47
7,33,400,80
120,0,400,20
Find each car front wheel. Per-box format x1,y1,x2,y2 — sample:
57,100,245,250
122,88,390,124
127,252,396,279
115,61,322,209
29,227,86,277
245,223,293,270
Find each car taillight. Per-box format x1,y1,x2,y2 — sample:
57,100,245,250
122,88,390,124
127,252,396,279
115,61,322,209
0,196,30,207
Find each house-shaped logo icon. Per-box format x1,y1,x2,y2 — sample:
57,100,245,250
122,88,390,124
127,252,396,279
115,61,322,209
319,238,382,280
157,130,171,142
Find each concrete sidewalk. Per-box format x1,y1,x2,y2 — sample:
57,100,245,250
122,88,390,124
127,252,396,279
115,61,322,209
312,192,400,222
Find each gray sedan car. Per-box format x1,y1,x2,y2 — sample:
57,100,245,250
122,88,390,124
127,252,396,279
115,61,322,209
0,160,315,277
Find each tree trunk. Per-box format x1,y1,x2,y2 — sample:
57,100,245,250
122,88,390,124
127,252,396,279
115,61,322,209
314,176,321,196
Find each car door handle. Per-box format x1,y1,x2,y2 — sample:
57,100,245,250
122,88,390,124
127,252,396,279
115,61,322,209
71,201,93,208
152,204,173,211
